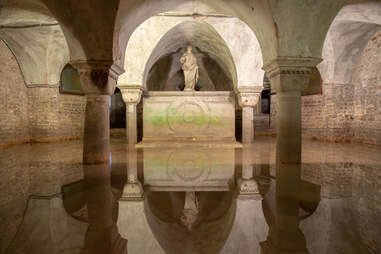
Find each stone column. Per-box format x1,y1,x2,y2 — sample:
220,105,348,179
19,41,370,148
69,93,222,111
260,57,321,254
72,61,124,164
237,86,261,144
263,57,320,177
120,86,143,145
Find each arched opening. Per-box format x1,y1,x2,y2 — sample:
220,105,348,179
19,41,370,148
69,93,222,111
59,64,83,95
110,87,126,129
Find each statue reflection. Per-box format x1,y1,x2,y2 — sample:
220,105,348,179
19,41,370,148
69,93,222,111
118,145,272,253
80,163,127,254
261,157,321,254
118,146,237,254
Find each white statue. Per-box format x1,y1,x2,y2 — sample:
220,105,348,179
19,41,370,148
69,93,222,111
180,45,199,91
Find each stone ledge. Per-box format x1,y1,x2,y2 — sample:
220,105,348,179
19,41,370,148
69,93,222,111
136,140,242,148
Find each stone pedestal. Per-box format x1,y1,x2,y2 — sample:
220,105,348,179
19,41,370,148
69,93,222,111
237,87,261,144
120,86,143,145
72,61,124,164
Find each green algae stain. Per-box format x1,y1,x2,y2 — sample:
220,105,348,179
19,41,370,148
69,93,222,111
144,105,226,127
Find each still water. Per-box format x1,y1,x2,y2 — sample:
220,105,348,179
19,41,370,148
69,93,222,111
0,137,380,254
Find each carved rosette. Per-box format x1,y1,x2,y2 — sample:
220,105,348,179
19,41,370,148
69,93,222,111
237,86,261,108
120,85,143,105
71,60,125,95
263,57,322,93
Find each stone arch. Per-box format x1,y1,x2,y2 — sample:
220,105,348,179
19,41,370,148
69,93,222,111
118,16,264,91
115,0,276,69
320,2,381,84
0,2,70,87
141,21,237,92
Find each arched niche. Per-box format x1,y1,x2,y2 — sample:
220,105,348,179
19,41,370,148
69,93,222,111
118,16,264,91
142,21,237,92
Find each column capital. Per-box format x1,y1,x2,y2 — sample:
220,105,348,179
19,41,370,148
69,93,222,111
71,60,125,95
263,57,322,93
236,86,261,108
119,85,143,104
237,178,262,200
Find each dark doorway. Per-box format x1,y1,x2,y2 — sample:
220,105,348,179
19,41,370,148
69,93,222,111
110,88,126,128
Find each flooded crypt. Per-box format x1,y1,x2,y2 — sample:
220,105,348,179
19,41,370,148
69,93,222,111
0,1,381,254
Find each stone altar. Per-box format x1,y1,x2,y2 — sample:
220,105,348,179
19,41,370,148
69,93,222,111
141,91,236,143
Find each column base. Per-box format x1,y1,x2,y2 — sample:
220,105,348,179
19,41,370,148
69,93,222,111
120,181,144,201
237,178,262,199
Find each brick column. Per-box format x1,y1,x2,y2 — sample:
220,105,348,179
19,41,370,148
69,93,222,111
237,86,261,144
72,61,124,164
119,86,143,145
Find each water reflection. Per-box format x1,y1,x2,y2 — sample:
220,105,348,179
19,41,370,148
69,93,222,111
80,163,127,253
261,157,321,253
1,138,381,253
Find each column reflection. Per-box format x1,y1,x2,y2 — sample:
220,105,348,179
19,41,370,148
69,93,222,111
81,163,127,254
261,159,321,254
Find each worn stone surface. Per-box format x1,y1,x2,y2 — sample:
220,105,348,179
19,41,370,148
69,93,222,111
143,91,236,142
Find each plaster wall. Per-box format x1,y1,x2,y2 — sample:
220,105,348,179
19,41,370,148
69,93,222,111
0,40,86,146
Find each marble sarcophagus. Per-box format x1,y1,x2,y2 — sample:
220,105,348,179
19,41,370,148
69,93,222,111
142,91,236,143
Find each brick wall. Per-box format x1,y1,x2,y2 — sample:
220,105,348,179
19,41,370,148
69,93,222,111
27,88,86,143
0,40,86,146
351,30,381,145
0,40,29,145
